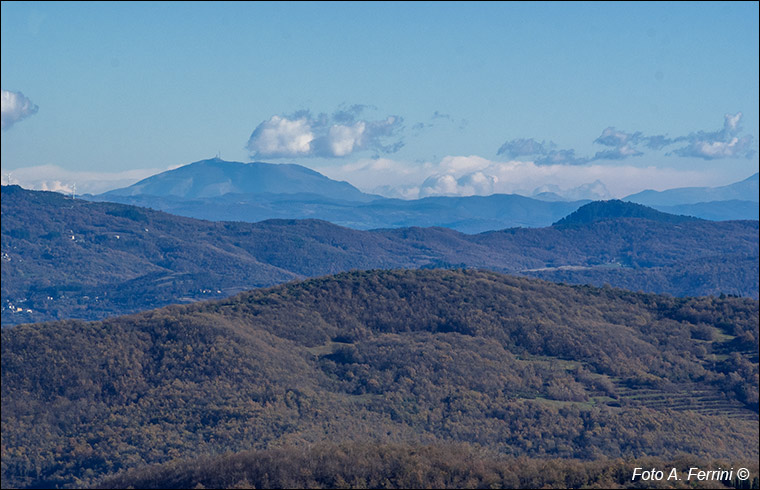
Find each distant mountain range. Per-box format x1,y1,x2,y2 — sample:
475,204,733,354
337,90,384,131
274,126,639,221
87,159,759,231
624,172,759,206
624,172,759,221
88,158,588,232
3,185,757,325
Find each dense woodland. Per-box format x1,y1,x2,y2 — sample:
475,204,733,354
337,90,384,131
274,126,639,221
2,185,758,325
2,270,758,488
98,443,760,489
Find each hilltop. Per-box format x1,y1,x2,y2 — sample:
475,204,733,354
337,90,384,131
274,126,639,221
3,185,758,325
553,199,699,226
2,269,757,488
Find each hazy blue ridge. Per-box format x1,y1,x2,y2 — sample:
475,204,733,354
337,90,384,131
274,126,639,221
88,161,760,232
624,172,759,207
100,158,379,203
89,158,591,232
651,200,759,221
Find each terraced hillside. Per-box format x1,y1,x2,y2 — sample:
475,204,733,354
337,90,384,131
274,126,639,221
2,270,757,488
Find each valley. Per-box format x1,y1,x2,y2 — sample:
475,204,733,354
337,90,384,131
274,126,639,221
3,185,757,326
3,3,758,489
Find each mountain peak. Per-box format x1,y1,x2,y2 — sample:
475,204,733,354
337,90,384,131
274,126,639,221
553,199,698,226
100,159,374,201
624,173,759,206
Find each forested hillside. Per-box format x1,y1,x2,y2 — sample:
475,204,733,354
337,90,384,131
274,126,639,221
3,185,758,325
98,443,760,489
2,270,757,488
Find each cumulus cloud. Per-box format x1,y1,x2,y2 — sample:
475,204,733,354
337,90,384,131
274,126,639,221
332,104,370,124
591,127,645,160
497,138,553,159
594,127,643,148
246,115,314,158
670,112,755,160
673,135,754,160
419,171,497,198
601,113,755,160
498,112,756,165
535,149,590,166
725,112,742,132
314,153,721,201
246,107,404,159
592,146,644,161
327,121,365,157
420,174,458,196
1,89,39,130
642,134,674,150
497,138,590,166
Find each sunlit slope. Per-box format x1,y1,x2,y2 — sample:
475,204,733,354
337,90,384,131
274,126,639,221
2,269,758,488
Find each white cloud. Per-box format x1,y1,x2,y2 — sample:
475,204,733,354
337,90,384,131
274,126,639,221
672,113,755,160
724,112,742,132
439,155,493,173
680,136,753,160
1,164,164,195
594,127,643,147
314,155,721,200
420,174,459,197
420,171,496,198
1,89,39,130
328,121,366,157
318,157,425,192
246,108,404,159
246,115,314,158
501,112,756,164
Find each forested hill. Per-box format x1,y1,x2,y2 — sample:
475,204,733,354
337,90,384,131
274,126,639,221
553,199,699,226
3,185,758,325
2,269,758,488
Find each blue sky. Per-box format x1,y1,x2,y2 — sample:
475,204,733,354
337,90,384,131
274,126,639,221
2,1,758,198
